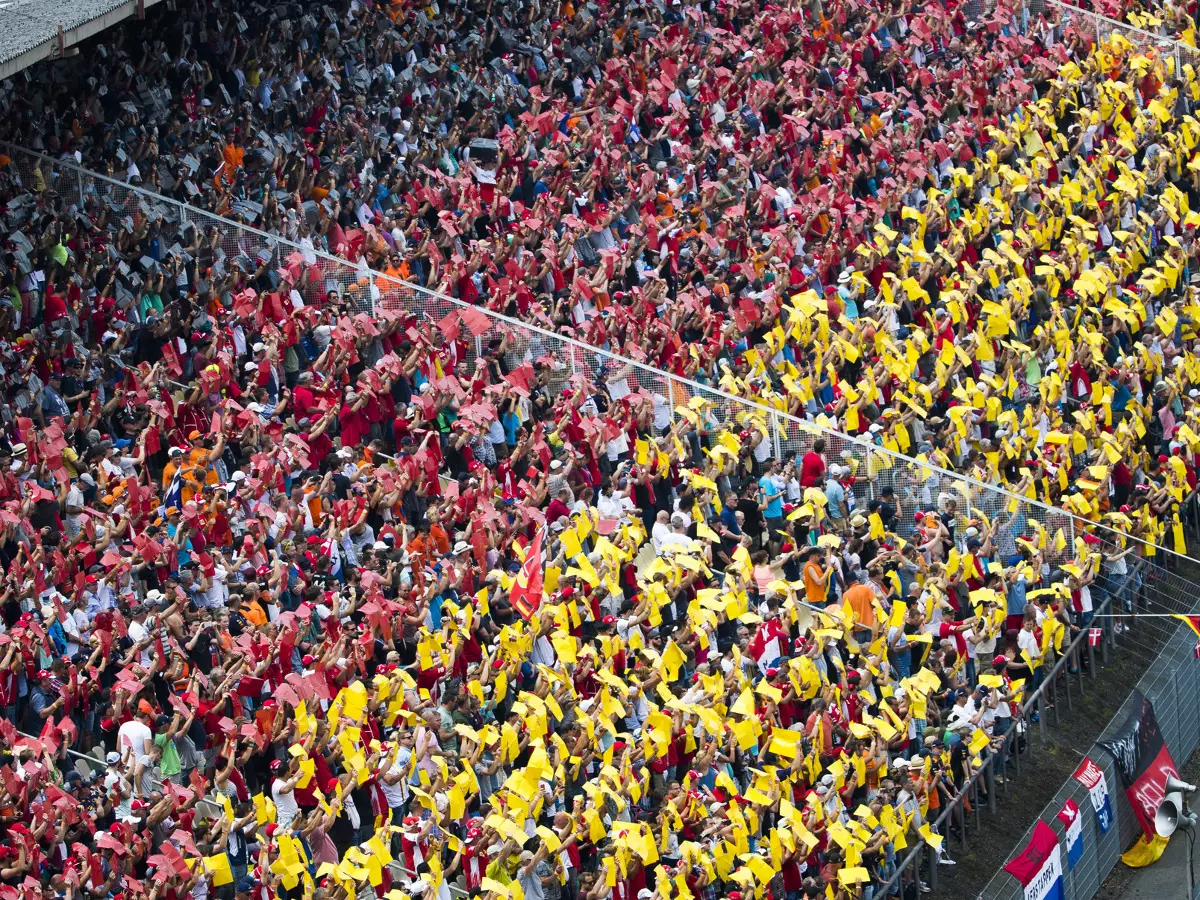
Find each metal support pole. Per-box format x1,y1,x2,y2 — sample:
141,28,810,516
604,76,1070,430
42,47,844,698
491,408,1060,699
986,757,997,814
1089,640,1097,678
1039,693,1048,741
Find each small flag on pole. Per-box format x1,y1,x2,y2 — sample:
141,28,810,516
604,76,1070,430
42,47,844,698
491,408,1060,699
1088,627,1103,647
1170,615,1200,658
1173,614,1200,637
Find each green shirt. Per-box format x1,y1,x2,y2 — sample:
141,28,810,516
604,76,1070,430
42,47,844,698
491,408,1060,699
155,732,181,777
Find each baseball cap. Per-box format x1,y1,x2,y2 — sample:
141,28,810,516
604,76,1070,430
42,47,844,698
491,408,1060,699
106,751,121,765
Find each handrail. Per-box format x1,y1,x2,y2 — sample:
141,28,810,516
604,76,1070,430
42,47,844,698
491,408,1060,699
1,143,1192,566
876,558,1153,896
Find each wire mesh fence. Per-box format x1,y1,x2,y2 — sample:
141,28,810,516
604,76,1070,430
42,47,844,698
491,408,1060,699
1044,0,1200,69
974,589,1200,900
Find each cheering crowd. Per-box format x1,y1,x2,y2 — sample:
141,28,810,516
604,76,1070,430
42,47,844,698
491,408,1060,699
0,0,1195,899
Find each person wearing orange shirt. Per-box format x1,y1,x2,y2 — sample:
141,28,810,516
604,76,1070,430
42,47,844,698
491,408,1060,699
180,431,226,504
161,446,185,492
841,571,878,645
803,546,834,607
222,136,245,183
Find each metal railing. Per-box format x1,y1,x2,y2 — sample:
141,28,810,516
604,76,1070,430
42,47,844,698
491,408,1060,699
879,549,1200,898
976,564,1200,900
1,143,1193,574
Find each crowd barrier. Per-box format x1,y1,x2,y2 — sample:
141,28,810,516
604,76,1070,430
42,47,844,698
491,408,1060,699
976,583,1200,900
882,552,1200,898
1045,0,1200,70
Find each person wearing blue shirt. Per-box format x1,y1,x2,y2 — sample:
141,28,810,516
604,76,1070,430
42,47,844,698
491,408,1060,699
759,459,785,553
1110,373,1132,419
720,490,743,536
836,271,860,319
1006,569,1028,631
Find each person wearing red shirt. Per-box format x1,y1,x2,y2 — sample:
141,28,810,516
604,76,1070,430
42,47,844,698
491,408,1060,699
799,438,827,488
338,391,370,450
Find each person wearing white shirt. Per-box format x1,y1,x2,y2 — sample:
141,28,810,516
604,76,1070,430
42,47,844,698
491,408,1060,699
651,511,672,553
1017,615,1044,688
597,482,636,522
659,516,692,553
117,713,153,764
270,758,301,829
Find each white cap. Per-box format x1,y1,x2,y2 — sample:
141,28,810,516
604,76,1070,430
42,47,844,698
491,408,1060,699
252,342,266,353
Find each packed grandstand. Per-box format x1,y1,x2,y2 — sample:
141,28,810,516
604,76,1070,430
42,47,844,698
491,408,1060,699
0,0,1197,899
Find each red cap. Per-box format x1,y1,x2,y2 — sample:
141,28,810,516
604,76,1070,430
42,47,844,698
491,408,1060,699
602,615,616,625
992,655,1007,668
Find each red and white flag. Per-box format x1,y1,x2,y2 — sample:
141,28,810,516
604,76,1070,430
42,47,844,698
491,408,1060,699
510,529,545,621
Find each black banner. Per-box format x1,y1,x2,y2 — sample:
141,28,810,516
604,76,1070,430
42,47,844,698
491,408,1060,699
1098,690,1179,837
